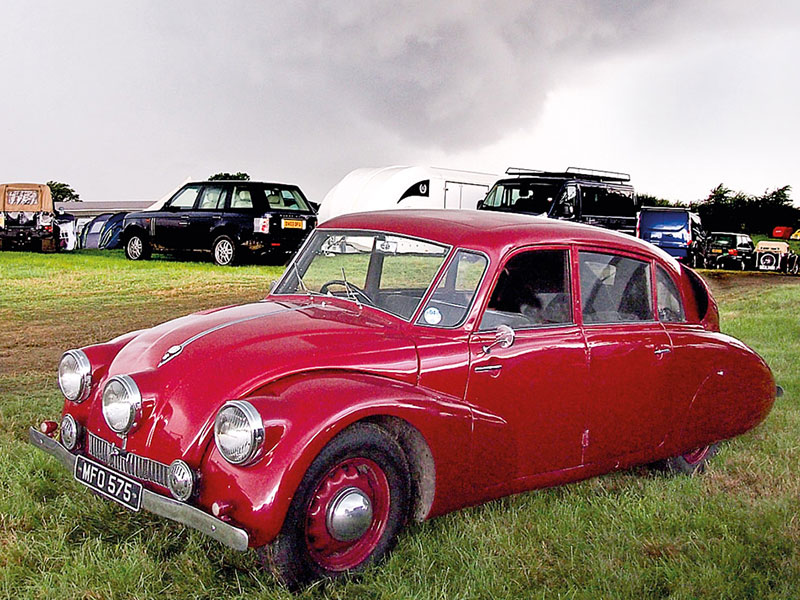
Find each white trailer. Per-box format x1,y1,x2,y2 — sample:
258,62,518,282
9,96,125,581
318,166,500,222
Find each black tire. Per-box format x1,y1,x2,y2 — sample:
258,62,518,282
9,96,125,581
212,235,237,266
261,422,410,590
650,443,718,475
124,233,151,261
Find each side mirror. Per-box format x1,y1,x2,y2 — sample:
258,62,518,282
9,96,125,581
482,324,515,354
476,199,484,210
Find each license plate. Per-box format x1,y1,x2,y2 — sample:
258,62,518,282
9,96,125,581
281,219,305,230
711,248,723,253
74,455,142,511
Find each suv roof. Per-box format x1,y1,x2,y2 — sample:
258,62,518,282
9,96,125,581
502,166,631,184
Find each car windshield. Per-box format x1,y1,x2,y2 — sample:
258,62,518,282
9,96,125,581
711,234,736,247
274,230,450,320
483,181,559,214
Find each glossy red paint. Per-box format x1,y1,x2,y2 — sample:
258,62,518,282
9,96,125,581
52,210,775,560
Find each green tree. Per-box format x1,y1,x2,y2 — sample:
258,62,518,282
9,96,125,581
208,172,250,181
47,181,80,202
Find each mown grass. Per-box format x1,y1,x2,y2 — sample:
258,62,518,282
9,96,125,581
1,250,799,599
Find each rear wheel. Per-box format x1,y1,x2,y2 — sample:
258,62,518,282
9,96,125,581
212,235,237,266
124,233,151,260
650,443,718,475
262,423,410,590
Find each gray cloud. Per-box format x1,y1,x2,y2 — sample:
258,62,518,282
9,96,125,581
0,1,798,201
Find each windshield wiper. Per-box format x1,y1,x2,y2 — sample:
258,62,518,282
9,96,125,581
340,267,362,308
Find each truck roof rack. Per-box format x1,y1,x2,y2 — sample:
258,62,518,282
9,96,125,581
504,166,630,183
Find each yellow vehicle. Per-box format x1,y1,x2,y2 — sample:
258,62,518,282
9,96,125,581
0,183,59,251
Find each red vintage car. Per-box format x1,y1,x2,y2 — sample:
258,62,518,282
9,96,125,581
30,210,777,588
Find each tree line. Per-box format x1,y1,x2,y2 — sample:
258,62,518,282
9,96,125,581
640,184,798,235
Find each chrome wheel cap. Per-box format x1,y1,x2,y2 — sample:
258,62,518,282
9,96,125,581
326,487,373,542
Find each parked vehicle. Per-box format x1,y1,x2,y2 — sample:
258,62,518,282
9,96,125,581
637,207,708,268
707,232,756,270
0,183,59,251
318,166,500,222
478,167,637,234
771,226,794,239
31,210,777,588
81,212,128,250
754,240,799,274
121,180,316,265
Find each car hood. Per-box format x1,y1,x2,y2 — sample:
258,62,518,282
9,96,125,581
88,298,418,465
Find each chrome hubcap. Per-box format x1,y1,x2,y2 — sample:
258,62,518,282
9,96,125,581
215,240,233,264
325,486,373,542
128,237,142,258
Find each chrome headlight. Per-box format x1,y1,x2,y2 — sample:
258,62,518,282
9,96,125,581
58,350,92,403
167,460,195,501
214,400,264,465
60,414,80,450
102,375,143,434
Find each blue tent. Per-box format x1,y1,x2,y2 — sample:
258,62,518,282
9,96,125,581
81,212,128,249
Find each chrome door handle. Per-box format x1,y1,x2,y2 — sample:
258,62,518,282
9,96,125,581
654,348,671,356
475,364,503,373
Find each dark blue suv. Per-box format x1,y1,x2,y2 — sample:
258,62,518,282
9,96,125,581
637,207,708,268
121,180,316,266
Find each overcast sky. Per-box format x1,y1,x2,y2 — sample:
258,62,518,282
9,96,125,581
1,1,798,204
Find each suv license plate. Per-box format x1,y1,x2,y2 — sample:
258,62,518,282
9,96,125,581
711,248,722,254
74,455,142,511
281,219,305,230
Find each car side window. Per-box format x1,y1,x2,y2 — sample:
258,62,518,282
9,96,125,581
656,266,686,323
197,185,227,210
479,249,572,331
579,252,652,324
230,186,254,210
167,185,201,210
417,250,487,327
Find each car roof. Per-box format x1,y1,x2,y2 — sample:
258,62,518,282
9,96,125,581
186,180,301,187
321,209,677,263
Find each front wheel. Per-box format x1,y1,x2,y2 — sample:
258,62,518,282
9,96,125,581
124,233,151,260
262,423,410,590
212,235,237,266
650,443,718,475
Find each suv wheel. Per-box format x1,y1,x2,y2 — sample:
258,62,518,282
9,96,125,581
124,233,151,260
212,235,237,266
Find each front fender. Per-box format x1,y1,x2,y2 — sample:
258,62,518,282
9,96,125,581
195,371,473,548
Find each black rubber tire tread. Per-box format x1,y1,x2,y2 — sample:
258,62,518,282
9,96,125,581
650,443,719,476
261,422,411,590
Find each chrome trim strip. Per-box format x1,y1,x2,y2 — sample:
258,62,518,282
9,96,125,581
159,304,309,366
28,427,249,552
474,364,503,373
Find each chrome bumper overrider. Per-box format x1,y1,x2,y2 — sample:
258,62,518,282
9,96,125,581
28,427,249,552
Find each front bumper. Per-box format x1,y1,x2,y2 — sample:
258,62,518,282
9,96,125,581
28,427,249,552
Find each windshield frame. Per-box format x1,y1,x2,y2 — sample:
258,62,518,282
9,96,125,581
272,228,455,322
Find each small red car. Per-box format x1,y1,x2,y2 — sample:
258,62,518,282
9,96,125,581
31,210,777,588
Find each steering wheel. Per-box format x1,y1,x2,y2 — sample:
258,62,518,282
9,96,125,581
319,280,373,305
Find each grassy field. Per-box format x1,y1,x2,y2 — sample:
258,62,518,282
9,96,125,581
1,250,799,599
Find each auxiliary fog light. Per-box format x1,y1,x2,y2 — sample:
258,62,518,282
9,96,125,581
60,414,80,451
167,460,195,501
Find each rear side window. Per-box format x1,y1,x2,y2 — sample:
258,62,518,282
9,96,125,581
581,187,636,217
656,267,685,322
230,186,254,210
580,252,652,323
479,249,572,330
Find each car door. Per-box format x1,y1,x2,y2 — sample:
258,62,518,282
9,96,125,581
578,250,673,463
465,247,589,488
153,184,202,249
184,184,228,250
